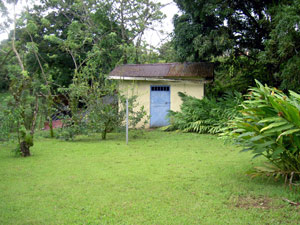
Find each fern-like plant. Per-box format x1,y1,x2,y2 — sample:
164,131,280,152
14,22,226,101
165,91,242,134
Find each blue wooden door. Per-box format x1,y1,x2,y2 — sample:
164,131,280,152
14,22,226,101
150,85,170,127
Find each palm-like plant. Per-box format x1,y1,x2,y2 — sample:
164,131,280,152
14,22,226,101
225,80,300,185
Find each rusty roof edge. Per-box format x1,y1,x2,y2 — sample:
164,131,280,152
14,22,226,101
108,75,213,83
109,62,214,78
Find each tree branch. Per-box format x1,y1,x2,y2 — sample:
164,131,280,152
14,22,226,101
12,0,25,72
0,49,13,67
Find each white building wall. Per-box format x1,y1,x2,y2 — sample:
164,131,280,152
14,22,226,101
119,80,205,128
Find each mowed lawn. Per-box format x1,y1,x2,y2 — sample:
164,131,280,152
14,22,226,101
0,131,299,224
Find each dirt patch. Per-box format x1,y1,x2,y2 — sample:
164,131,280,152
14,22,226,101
234,196,273,209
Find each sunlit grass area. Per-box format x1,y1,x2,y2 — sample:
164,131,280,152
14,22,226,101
0,131,299,224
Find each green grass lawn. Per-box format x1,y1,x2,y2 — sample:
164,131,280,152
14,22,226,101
0,131,299,224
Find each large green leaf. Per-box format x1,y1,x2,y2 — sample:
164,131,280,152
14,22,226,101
260,121,288,132
263,124,295,134
289,91,300,100
276,129,300,142
255,140,276,149
237,132,256,139
272,146,285,157
249,134,272,142
259,117,284,123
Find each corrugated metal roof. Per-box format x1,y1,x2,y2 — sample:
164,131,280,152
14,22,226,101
109,62,214,79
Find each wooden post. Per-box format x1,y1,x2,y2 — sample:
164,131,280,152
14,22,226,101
126,98,128,145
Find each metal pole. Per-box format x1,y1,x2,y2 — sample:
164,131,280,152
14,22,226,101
126,98,128,145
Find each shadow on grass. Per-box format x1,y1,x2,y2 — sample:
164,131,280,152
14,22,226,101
62,130,150,143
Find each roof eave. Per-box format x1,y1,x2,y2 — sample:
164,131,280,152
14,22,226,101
108,75,213,84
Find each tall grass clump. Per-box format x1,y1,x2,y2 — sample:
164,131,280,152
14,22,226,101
165,91,242,134
224,80,300,186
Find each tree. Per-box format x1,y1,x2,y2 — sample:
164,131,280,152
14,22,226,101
0,0,58,155
260,0,300,92
172,0,294,94
173,0,279,60
7,1,39,156
31,0,165,77
57,61,148,141
86,78,147,140
109,0,165,64
17,0,122,89
39,0,162,139
2,0,165,93
158,40,178,62
1,0,163,147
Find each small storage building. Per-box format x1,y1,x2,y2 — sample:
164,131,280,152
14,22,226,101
109,62,214,128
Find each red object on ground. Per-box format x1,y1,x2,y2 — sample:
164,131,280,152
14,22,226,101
44,120,63,130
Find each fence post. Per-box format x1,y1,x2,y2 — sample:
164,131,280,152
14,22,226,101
126,98,128,145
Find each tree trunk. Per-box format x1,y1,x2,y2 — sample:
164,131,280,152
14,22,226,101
101,130,107,140
20,141,31,157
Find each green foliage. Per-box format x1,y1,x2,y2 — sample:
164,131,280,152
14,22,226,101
0,94,17,141
12,144,22,156
173,0,273,61
7,75,39,156
20,129,34,147
87,94,148,140
57,91,148,141
119,95,148,129
224,80,300,184
260,0,300,92
0,40,17,91
56,115,88,141
166,91,242,134
56,59,148,141
172,0,300,95
157,41,179,63
18,0,165,88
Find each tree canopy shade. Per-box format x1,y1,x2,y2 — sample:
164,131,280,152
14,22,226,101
173,0,299,94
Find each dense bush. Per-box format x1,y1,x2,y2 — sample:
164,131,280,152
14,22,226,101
165,91,242,134
224,80,300,185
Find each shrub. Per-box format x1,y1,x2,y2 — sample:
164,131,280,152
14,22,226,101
56,115,88,141
57,94,148,141
165,91,242,134
224,80,300,185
